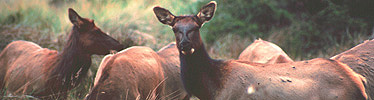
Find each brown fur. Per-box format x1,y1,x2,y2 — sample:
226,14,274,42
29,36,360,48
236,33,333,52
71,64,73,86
157,42,190,100
331,39,374,99
85,43,189,100
0,8,124,99
154,1,367,100
238,39,293,64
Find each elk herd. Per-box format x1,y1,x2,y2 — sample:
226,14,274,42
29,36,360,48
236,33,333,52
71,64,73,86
0,1,372,100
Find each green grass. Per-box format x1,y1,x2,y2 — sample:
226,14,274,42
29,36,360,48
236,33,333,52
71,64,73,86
0,0,373,99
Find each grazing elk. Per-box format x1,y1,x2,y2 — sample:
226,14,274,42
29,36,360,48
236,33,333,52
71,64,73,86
85,42,189,100
154,1,368,100
239,39,293,64
0,8,124,99
331,39,374,99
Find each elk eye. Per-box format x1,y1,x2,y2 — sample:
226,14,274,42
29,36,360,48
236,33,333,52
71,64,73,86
177,32,183,39
173,29,182,34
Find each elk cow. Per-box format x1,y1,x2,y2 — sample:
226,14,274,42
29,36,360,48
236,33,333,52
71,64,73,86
331,39,374,99
85,42,189,100
0,8,124,99
239,39,293,64
154,1,368,100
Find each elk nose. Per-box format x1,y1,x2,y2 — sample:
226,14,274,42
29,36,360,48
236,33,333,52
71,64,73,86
179,41,191,50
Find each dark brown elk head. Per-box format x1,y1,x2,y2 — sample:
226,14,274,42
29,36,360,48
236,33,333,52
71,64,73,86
68,8,124,55
153,1,216,55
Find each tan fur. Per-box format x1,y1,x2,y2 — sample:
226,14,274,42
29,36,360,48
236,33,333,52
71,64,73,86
239,39,293,64
0,41,58,97
86,43,189,100
215,58,367,100
86,46,164,100
0,41,53,96
93,54,113,86
331,39,374,99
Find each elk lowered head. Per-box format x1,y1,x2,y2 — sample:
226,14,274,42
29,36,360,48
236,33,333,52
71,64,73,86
153,1,216,55
68,8,124,55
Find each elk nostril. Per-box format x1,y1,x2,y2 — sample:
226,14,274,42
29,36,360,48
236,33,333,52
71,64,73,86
179,40,192,51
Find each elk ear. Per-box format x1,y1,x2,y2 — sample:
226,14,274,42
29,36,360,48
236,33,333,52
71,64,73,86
68,8,83,27
153,6,176,26
197,1,216,23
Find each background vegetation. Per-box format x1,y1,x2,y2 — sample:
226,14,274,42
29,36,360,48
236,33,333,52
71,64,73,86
1,0,373,99
202,0,374,60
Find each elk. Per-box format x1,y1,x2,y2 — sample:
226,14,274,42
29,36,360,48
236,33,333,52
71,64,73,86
238,39,293,64
156,42,190,100
0,8,124,99
154,1,368,100
85,42,189,100
331,39,374,99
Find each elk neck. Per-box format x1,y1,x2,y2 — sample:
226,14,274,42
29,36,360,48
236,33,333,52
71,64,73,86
51,26,92,90
179,43,227,100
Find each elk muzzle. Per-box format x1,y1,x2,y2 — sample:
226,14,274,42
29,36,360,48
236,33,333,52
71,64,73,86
179,41,195,55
